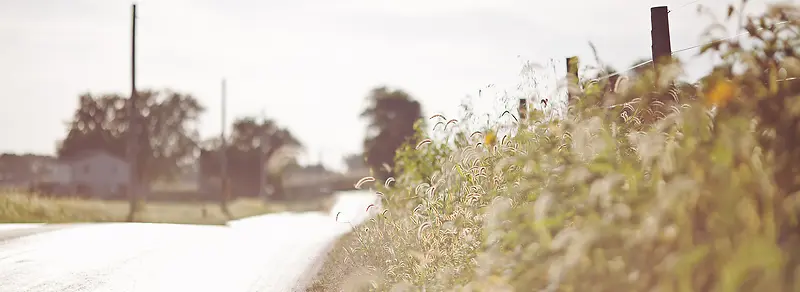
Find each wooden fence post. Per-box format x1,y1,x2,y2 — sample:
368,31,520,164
650,6,672,72
566,56,579,105
518,98,527,121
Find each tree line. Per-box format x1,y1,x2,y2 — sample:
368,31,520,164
60,59,708,210
56,90,298,199
56,85,424,218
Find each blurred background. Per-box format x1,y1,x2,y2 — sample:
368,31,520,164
0,0,778,224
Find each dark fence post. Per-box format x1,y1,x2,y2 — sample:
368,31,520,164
607,75,620,93
650,6,672,72
566,56,579,106
518,98,527,121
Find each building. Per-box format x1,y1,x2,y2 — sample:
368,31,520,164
59,150,131,198
0,150,133,198
29,157,70,184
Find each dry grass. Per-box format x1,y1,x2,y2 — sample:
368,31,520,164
311,3,800,291
0,192,335,225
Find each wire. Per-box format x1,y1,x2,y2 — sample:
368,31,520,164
670,28,755,54
590,21,791,82
668,0,704,13
590,60,653,82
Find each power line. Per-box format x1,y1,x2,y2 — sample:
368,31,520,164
590,21,791,82
590,59,653,82
668,0,704,13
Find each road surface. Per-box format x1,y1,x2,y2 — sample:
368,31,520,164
0,191,379,292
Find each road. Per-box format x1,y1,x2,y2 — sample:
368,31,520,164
0,191,379,292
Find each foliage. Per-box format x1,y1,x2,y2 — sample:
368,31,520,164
361,86,424,180
199,116,301,199
57,90,204,184
393,120,455,185
0,154,52,184
312,3,800,291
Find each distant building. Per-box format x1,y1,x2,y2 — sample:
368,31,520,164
34,159,72,184
53,150,131,198
0,150,133,198
24,157,73,195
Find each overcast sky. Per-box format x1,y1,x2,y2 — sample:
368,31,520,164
0,0,789,171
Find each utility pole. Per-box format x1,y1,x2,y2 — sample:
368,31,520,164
219,79,230,216
259,109,267,200
650,6,672,72
126,3,139,222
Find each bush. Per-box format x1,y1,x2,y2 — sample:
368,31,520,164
312,2,800,291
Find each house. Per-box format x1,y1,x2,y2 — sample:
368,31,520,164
59,150,131,198
24,156,73,195
36,162,72,185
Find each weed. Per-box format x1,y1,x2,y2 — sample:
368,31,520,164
313,2,800,291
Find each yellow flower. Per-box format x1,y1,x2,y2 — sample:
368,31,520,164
706,80,736,107
484,129,497,146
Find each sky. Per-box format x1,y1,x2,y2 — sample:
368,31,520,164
0,0,790,171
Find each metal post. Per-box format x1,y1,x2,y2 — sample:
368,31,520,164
650,6,672,71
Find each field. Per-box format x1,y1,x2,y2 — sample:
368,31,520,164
310,4,800,291
0,192,334,225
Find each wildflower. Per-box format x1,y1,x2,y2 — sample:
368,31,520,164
706,79,736,107
484,129,497,147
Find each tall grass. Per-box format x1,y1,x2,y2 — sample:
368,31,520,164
311,3,800,291
0,192,334,224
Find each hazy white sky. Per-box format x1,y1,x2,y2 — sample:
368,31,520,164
0,0,788,171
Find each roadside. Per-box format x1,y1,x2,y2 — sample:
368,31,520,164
226,190,380,291
0,190,376,291
0,192,335,225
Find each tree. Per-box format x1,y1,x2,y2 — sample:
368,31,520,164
0,154,38,186
199,116,301,200
360,86,423,179
58,90,204,190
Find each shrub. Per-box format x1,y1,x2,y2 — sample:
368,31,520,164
313,2,800,291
